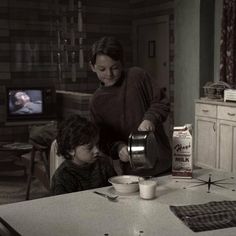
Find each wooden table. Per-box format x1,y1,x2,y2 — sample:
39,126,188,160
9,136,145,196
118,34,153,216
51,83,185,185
0,168,235,236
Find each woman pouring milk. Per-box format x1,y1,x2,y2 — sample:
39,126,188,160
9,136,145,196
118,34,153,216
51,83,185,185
89,36,172,176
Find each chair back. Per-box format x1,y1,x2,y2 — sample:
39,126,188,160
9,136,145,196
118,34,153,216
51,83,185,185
49,140,64,181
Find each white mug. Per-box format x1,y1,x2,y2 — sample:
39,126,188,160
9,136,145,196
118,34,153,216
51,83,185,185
139,179,157,200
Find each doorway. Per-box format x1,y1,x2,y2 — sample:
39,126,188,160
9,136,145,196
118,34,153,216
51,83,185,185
132,15,172,141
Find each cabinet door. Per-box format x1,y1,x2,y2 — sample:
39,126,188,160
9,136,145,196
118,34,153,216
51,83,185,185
194,117,217,168
217,120,236,172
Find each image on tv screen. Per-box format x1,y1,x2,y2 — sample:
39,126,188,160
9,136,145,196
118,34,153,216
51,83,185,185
8,89,43,115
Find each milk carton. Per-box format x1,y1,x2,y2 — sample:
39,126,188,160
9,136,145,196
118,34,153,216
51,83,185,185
172,124,193,178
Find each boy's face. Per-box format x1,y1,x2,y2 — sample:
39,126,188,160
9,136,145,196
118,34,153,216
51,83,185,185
72,137,100,165
90,54,123,87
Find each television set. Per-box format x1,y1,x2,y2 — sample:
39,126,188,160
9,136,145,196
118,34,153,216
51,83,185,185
8,89,43,115
0,85,57,126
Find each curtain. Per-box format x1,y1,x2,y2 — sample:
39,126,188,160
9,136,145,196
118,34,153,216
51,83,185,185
219,0,236,86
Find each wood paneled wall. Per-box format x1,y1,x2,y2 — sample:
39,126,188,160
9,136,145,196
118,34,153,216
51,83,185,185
85,0,132,92
0,0,132,92
0,0,173,91
0,0,132,141
0,0,10,81
0,0,175,142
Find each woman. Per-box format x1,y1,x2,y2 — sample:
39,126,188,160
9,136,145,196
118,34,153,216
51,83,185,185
89,36,172,176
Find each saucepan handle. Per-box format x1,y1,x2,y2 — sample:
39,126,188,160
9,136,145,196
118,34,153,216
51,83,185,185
128,133,135,168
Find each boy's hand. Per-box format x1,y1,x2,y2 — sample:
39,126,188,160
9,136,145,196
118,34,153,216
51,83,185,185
118,144,130,162
138,119,155,131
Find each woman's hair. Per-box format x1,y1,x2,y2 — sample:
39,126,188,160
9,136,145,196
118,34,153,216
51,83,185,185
56,114,99,160
89,36,124,65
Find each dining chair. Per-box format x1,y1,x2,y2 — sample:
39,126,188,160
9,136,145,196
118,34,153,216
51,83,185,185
49,140,64,182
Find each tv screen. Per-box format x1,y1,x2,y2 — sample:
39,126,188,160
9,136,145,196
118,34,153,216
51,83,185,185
0,84,56,126
8,89,43,115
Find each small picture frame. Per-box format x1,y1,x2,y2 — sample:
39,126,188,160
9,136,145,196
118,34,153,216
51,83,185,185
148,40,156,58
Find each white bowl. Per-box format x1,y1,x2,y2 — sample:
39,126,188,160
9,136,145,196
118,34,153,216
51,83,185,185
108,175,144,193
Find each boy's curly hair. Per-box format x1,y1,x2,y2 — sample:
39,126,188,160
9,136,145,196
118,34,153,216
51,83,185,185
56,114,99,160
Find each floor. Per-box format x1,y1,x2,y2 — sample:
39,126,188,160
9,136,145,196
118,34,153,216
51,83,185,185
0,152,50,205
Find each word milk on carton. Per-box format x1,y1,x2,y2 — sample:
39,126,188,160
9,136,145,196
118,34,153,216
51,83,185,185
172,124,193,178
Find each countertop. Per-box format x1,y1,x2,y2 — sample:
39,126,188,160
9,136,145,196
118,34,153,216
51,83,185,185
0,168,235,236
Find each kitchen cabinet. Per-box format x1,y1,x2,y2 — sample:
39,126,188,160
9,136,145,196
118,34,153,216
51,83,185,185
194,102,217,169
217,105,236,172
194,99,236,172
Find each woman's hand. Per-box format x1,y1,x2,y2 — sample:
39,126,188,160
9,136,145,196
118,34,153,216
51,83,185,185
138,119,155,131
118,144,130,162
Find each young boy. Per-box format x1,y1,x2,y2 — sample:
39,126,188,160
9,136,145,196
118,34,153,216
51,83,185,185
51,114,116,195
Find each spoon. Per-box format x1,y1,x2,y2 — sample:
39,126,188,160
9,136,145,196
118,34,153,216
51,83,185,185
93,191,118,202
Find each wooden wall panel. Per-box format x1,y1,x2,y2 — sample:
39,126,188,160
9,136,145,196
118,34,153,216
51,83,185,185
0,0,175,142
0,0,132,141
0,0,132,89
0,2,10,81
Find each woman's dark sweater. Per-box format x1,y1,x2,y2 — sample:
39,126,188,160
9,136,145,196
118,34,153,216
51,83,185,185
90,67,172,176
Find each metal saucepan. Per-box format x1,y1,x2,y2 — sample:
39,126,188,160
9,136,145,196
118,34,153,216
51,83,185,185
128,131,158,169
